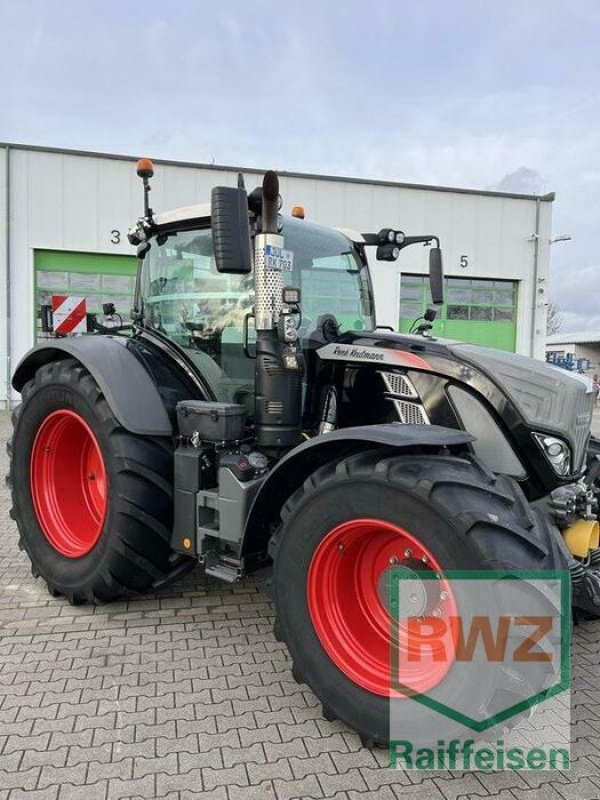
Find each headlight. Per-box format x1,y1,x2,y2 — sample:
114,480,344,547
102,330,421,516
545,440,563,457
533,433,571,476
376,243,401,261
377,228,406,246
127,221,148,245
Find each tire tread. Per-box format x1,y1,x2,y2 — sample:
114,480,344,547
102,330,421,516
8,357,192,603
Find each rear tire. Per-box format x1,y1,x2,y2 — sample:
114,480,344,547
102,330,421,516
269,450,568,746
7,358,193,603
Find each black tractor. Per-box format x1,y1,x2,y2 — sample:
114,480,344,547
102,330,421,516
7,161,600,745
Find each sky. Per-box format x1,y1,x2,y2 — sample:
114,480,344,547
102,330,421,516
1,0,600,332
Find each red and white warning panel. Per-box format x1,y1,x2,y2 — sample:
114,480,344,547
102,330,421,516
51,295,87,334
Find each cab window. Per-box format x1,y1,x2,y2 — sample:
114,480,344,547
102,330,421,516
139,218,374,410
141,227,255,408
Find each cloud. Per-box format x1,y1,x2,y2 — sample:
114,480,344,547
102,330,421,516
491,168,546,195
2,0,600,333
550,263,600,332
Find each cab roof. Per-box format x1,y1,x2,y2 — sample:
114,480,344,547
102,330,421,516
152,203,211,229
151,203,365,243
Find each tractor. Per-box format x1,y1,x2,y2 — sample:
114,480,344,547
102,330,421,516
7,160,600,746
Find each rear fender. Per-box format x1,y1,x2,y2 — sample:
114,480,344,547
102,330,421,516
240,423,474,560
12,336,172,436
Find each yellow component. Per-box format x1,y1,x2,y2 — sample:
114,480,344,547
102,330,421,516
183,537,192,550
562,519,600,558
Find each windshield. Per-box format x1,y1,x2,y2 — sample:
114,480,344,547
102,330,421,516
282,216,374,332
139,216,373,406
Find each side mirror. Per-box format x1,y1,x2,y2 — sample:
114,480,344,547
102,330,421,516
429,247,444,305
211,186,252,274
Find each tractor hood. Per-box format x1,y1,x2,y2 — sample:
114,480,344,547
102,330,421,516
449,343,595,429
449,343,595,471
321,331,594,435
316,330,454,371
317,330,594,479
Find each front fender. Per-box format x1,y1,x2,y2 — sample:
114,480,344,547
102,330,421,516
12,336,172,436
241,423,474,559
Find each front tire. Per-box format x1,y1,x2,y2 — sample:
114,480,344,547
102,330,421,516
8,358,192,603
270,450,567,746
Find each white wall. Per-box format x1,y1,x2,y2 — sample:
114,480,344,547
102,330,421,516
1,145,553,406
0,148,7,408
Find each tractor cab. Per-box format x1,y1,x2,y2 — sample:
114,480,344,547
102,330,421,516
135,210,375,415
128,161,444,443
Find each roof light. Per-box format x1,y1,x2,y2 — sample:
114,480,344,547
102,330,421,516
291,206,305,219
377,228,405,245
376,243,400,261
377,228,394,243
136,158,154,179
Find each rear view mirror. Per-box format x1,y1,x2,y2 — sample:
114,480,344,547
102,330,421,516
211,186,252,274
429,247,444,305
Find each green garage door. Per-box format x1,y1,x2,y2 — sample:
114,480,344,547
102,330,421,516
398,274,518,352
35,250,137,340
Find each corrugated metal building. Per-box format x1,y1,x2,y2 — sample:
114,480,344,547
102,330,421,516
0,143,554,408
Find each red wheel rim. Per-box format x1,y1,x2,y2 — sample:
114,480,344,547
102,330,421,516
30,409,107,558
307,518,456,697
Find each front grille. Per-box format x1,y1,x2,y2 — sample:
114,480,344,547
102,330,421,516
573,410,592,472
394,399,430,425
380,371,418,398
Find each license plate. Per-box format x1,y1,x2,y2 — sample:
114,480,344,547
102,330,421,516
264,245,294,272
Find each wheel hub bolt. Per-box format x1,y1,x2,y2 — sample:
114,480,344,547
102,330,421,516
337,543,344,552
433,608,441,617
422,555,429,564
389,555,398,564
87,472,96,480
440,591,448,601
404,548,413,558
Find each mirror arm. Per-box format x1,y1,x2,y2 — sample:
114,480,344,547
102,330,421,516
360,234,439,249
398,235,439,250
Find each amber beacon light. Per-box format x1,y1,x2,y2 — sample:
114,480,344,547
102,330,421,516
136,158,154,179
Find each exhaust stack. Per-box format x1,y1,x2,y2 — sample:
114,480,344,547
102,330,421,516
253,171,303,451
254,171,284,331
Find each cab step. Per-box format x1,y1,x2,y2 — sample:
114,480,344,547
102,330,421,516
203,554,242,583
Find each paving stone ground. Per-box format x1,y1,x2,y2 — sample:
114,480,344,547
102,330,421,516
2,408,600,799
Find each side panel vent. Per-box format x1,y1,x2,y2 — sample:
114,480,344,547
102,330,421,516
380,371,418,398
393,400,430,425
266,401,284,416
